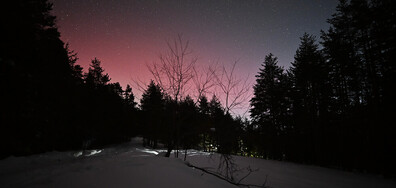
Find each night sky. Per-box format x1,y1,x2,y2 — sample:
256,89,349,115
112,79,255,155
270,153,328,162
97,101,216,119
51,0,338,107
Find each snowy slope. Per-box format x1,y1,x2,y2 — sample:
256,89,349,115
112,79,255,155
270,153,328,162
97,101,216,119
186,154,396,188
0,139,233,188
1,138,395,188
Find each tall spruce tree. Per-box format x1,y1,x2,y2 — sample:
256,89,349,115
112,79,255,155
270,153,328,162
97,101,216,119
124,84,137,109
250,53,290,160
289,33,329,163
197,95,211,151
321,0,396,174
320,0,366,169
140,80,165,148
179,95,200,160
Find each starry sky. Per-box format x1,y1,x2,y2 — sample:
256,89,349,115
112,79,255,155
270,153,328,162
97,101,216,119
51,0,338,112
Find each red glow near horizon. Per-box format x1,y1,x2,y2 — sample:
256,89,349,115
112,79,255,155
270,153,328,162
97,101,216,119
51,0,337,116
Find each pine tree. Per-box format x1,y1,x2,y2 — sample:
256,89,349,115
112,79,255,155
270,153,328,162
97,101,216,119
321,0,362,109
124,84,137,109
179,95,200,160
198,95,210,116
250,53,290,160
250,54,288,125
84,58,110,87
321,0,396,174
108,82,123,96
197,95,212,151
320,0,366,168
209,95,224,120
289,33,329,163
140,80,165,148
0,0,85,156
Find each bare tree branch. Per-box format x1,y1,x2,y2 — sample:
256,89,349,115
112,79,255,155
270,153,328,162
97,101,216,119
215,60,252,115
237,166,259,184
147,34,197,102
131,77,148,94
185,162,269,188
192,63,219,103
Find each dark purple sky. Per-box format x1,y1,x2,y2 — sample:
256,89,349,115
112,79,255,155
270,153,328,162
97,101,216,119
51,0,338,114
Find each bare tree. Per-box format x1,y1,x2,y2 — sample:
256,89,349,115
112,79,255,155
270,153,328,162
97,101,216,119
143,35,252,161
146,34,198,158
147,34,197,102
215,61,252,115
131,77,148,94
143,36,251,115
210,60,253,186
192,64,219,103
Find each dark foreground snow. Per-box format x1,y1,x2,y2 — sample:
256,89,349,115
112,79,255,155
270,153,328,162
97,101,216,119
1,138,395,188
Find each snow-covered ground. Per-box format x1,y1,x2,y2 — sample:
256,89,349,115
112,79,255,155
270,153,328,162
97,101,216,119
1,138,395,188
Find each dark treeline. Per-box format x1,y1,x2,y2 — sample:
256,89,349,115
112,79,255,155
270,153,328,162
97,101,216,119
0,0,243,159
249,0,395,175
1,0,395,177
139,81,242,158
1,0,139,157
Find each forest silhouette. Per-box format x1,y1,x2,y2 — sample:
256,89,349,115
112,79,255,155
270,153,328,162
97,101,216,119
1,0,395,177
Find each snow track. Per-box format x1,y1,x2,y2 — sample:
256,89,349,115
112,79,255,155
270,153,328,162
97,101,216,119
1,138,395,188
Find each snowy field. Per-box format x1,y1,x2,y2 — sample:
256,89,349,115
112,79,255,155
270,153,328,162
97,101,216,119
1,138,395,188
